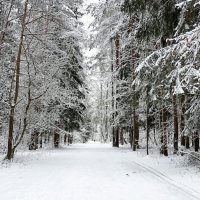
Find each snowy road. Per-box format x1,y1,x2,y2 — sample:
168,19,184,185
0,142,200,200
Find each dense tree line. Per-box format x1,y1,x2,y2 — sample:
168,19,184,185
90,0,200,157
1,0,200,162
0,0,91,160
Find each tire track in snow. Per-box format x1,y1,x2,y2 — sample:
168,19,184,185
126,159,200,200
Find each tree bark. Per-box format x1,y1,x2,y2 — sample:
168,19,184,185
35,131,39,149
172,94,179,154
162,107,168,156
39,133,43,148
54,132,60,148
29,131,39,150
5,0,29,160
133,110,139,151
110,38,115,147
160,109,164,154
132,46,139,151
194,131,199,152
114,34,120,147
115,127,119,147
180,95,186,146
185,136,190,149
104,83,109,142
120,128,124,145
146,104,149,155
64,134,67,145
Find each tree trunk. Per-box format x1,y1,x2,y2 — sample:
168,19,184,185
146,85,150,155
105,83,109,142
133,110,139,151
114,34,120,148
132,46,139,151
162,107,168,156
44,131,48,144
185,136,190,149
180,95,185,146
110,38,116,147
29,133,35,150
146,105,150,155
115,127,119,147
6,106,15,159
64,134,67,145
35,131,39,149
100,83,104,142
129,126,133,147
160,109,164,154
68,134,73,145
120,128,124,145
194,132,199,152
54,132,60,148
5,0,29,160
39,133,43,148
29,131,39,150
172,94,179,154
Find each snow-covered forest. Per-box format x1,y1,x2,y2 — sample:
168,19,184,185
0,0,200,199
87,0,200,157
0,0,90,160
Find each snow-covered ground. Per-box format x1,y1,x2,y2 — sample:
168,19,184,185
0,142,200,200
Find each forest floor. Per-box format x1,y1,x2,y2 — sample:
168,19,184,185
0,142,200,200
